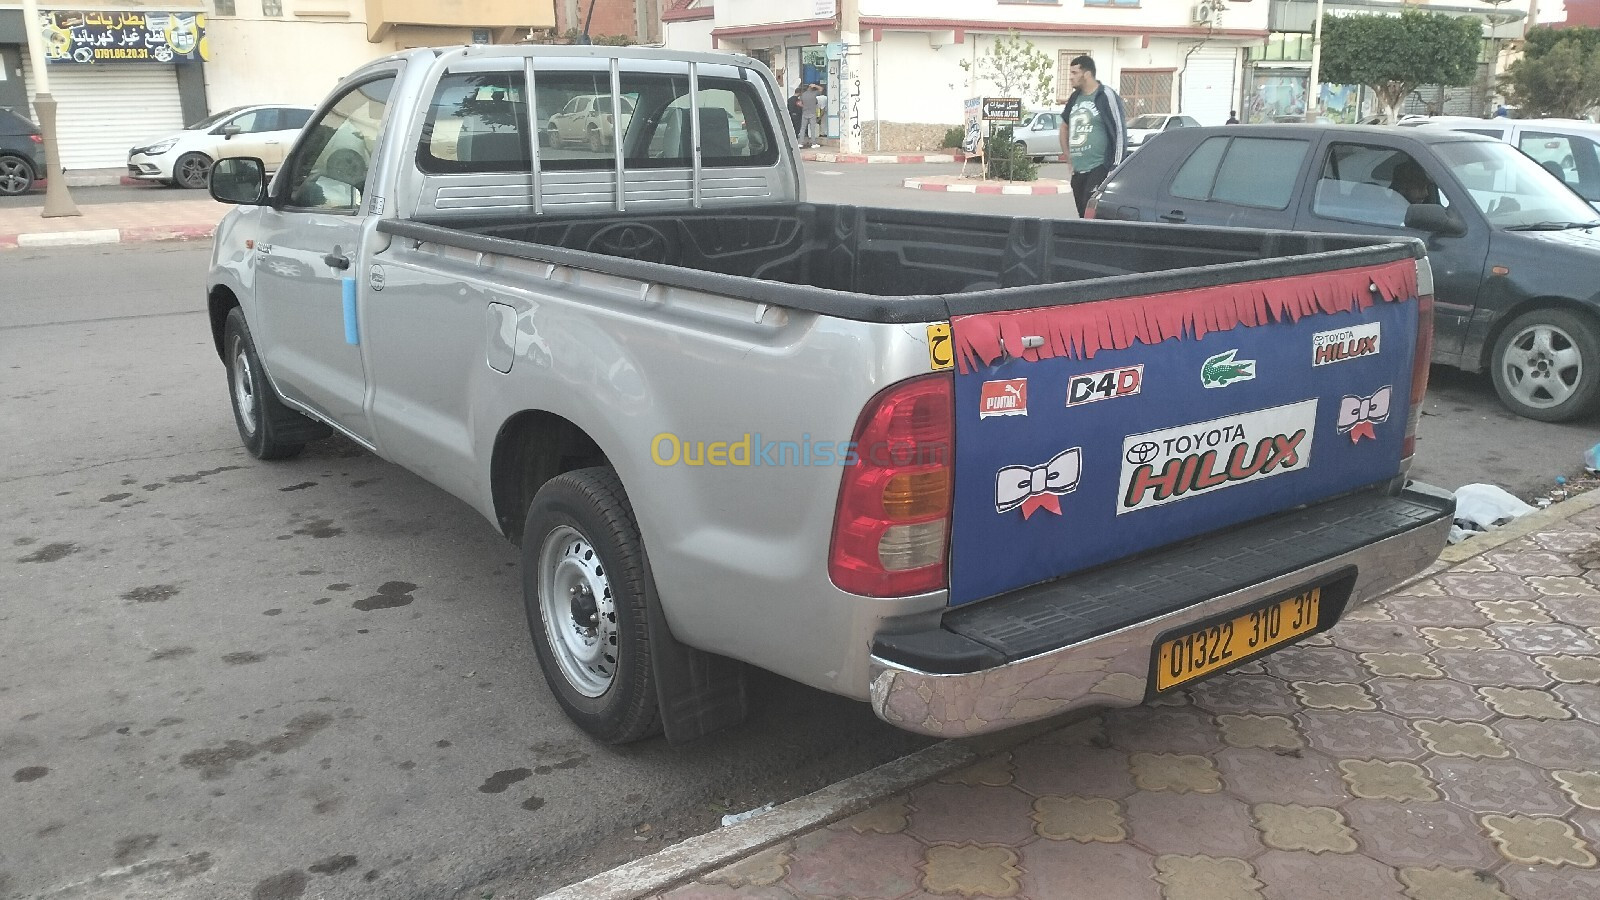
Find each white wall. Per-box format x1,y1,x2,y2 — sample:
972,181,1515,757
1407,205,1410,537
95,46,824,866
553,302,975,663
203,19,384,109
716,0,835,29
858,0,1269,32
663,17,715,52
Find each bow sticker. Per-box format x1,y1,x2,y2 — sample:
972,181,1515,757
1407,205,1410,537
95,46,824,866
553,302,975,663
1337,385,1392,444
996,448,1083,518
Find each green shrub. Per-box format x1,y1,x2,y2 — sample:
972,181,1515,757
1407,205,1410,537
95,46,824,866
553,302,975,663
941,126,965,149
984,125,1039,182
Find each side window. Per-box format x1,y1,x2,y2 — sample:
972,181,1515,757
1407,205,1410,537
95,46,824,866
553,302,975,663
420,72,529,174
1310,143,1439,227
224,109,272,134
619,72,776,168
1211,138,1308,208
1518,131,1600,200
281,108,312,130
282,75,396,212
1171,136,1228,201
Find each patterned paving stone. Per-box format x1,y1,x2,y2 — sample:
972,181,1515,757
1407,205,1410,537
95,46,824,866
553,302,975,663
1553,771,1600,810
1345,799,1503,869
1385,598,1489,627
658,883,794,900
1483,549,1581,576
1129,753,1222,794
1527,576,1600,599
1291,681,1376,711
1253,850,1407,900
1412,720,1511,759
1434,572,1541,601
1104,707,1224,755
1444,556,1500,573
1323,622,1431,654
1339,759,1439,802
1497,863,1600,900
1033,714,1108,747
1555,684,1600,724
1216,714,1304,751
1369,678,1493,721
1251,803,1357,853
919,843,1024,898
941,752,1016,787
1537,654,1600,683
1496,719,1600,769
1389,578,1446,598
904,782,1038,846
1300,711,1427,760
1475,599,1555,624
1419,627,1502,651
1031,795,1127,843
1481,814,1598,867
1359,652,1444,680
1395,866,1512,900
1491,623,1600,655
1258,647,1366,685
1532,529,1600,553
1018,840,1161,900
1152,854,1264,900
1425,758,1571,816
1124,791,1263,858
1184,675,1301,716
1009,744,1135,801
1539,594,1600,626
1216,747,1350,806
829,796,912,835
1480,686,1573,720
697,842,795,890
1431,650,1551,687
784,828,927,898
1342,601,1398,622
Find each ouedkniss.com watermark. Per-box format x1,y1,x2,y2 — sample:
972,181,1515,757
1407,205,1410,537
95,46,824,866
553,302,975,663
651,433,947,467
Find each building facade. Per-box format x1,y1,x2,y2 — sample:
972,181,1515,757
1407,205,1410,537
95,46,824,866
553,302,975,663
0,0,553,170
553,0,668,43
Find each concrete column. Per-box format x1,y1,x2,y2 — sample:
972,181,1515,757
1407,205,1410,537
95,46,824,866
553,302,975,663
20,0,78,217
838,0,861,154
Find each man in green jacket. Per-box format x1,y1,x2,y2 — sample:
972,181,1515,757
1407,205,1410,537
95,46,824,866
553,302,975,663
1057,55,1129,218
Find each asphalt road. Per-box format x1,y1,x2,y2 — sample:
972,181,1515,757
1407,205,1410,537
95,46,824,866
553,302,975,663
3,170,1598,900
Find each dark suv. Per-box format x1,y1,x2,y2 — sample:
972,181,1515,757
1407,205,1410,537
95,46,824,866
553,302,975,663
0,107,46,196
1091,125,1600,422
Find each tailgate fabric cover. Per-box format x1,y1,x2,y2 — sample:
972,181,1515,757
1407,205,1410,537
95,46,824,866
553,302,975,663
947,259,1420,606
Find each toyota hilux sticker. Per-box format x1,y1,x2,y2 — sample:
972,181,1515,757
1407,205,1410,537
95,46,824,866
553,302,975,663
996,447,1082,519
1313,322,1381,366
1119,400,1317,513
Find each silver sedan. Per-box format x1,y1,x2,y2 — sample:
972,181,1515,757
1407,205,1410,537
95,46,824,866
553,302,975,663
1011,111,1062,161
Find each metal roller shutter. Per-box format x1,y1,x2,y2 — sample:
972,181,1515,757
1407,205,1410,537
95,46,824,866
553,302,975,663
22,59,185,170
1181,48,1238,127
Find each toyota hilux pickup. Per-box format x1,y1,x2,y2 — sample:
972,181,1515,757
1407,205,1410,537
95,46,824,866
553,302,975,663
205,45,1454,744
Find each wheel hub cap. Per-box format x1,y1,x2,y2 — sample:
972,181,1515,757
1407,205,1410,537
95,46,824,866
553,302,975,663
1504,324,1581,408
538,526,617,698
232,340,259,436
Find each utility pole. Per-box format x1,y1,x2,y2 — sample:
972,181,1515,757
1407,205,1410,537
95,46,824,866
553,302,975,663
20,0,80,217
1305,0,1326,123
838,0,862,154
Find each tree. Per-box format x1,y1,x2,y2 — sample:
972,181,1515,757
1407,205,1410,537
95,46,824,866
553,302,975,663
1319,10,1483,123
1500,28,1600,118
960,30,1055,108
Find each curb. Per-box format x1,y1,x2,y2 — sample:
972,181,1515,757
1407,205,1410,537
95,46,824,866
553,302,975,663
902,177,1071,195
537,486,1600,900
0,223,214,250
803,151,966,164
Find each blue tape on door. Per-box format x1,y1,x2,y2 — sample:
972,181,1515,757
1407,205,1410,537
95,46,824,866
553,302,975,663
342,277,359,345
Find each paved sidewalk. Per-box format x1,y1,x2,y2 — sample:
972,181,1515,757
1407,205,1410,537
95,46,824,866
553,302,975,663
0,194,226,249
554,494,1600,900
902,175,1071,196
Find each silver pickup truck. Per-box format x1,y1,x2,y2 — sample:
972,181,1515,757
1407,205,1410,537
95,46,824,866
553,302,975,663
205,45,1454,745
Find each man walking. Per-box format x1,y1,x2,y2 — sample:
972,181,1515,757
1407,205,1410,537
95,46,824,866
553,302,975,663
798,83,820,148
1056,55,1128,218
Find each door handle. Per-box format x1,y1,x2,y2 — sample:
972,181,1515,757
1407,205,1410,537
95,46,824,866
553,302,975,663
1160,210,1187,223
324,249,350,269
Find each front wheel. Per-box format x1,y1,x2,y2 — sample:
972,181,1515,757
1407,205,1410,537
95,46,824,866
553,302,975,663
522,468,661,744
1491,308,1600,422
223,308,319,459
174,152,211,189
0,155,35,196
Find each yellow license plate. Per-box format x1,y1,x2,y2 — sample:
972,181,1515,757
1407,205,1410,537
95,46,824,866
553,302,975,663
1155,587,1322,691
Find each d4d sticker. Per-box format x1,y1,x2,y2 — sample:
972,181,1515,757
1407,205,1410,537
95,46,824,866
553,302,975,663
1313,322,1381,366
980,378,1028,418
1338,386,1392,444
996,447,1082,519
1066,365,1144,407
1119,400,1317,514
1201,349,1256,389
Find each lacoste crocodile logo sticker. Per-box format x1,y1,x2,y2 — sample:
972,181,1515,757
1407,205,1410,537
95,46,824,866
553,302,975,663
1201,349,1256,389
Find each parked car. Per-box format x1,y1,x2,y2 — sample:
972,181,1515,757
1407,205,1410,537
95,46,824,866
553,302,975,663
1415,117,1600,212
0,107,46,196
204,48,1452,744
1091,124,1600,422
1012,110,1062,160
541,93,636,152
127,104,313,189
1127,113,1200,150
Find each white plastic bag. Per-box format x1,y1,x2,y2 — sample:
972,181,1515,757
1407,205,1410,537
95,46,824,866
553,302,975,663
1452,483,1536,542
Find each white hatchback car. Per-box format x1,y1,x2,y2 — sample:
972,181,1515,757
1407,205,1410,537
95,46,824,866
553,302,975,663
128,105,313,188
1416,116,1600,212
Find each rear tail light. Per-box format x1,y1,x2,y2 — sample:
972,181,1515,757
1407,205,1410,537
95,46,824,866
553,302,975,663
829,373,954,597
30,134,43,144
1083,195,1098,219
1402,285,1434,462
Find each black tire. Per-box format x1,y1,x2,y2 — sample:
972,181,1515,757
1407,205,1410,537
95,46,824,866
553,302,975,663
1490,308,1600,423
522,468,661,744
174,152,212,189
0,154,35,196
222,307,319,460
588,126,607,153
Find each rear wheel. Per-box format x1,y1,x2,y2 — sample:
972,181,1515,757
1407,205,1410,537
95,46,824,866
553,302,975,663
587,127,607,153
1491,308,1600,422
522,468,661,744
0,155,35,196
174,152,211,189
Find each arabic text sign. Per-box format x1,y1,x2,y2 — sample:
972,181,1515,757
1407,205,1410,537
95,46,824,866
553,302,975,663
41,11,209,64
981,97,1022,121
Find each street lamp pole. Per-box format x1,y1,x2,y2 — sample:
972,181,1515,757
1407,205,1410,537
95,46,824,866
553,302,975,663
1305,0,1327,122
19,0,79,217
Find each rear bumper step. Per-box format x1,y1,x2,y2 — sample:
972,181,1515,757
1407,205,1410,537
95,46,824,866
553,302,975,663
868,483,1454,737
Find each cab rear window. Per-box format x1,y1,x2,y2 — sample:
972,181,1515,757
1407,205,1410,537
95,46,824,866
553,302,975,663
1171,136,1309,209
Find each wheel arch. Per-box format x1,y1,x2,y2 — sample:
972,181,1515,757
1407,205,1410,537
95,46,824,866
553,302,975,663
491,410,611,546
1478,296,1600,372
208,284,241,362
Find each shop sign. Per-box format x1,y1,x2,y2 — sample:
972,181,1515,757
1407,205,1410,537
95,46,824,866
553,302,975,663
981,97,1022,121
40,10,209,64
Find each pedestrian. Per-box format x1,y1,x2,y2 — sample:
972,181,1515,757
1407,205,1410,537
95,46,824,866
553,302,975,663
799,83,820,148
1056,55,1128,218
814,86,829,141
1226,109,1240,125
788,86,805,138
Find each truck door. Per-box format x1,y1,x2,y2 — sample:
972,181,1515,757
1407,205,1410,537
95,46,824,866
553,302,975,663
252,74,397,441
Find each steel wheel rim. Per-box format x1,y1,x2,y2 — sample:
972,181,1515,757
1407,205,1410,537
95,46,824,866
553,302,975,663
538,525,617,698
0,159,28,195
180,156,210,186
1502,323,1583,409
231,335,259,437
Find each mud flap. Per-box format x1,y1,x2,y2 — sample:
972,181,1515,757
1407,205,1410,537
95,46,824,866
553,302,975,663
641,554,749,744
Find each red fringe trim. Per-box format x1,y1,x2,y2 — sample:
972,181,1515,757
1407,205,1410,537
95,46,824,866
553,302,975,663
953,259,1419,374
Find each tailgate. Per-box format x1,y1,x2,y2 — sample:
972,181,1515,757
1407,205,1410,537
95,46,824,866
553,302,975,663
946,259,1421,607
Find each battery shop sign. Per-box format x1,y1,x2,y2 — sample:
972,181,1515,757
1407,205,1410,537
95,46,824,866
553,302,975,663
41,11,209,64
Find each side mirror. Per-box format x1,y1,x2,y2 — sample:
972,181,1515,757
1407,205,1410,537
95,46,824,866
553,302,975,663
222,124,241,140
1404,203,1467,237
210,157,269,205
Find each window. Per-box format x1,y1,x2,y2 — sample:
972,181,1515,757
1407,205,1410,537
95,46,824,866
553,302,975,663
283,76,396,212
1055,49,1090,104
1120,70,1174,117
221,109,276,134
282,109,312,129
1519,131,1600,202
261,0,281,15
1311,143,1438,227
214,0,236,14
1171,136,1308,209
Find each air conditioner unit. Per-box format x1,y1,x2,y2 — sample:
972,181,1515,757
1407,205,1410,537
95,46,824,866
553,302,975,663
1193,1,1217,23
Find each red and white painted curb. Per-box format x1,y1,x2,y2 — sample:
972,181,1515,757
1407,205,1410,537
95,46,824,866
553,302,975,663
902,177,1071,195
803,151,967,164
0,223,215,250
